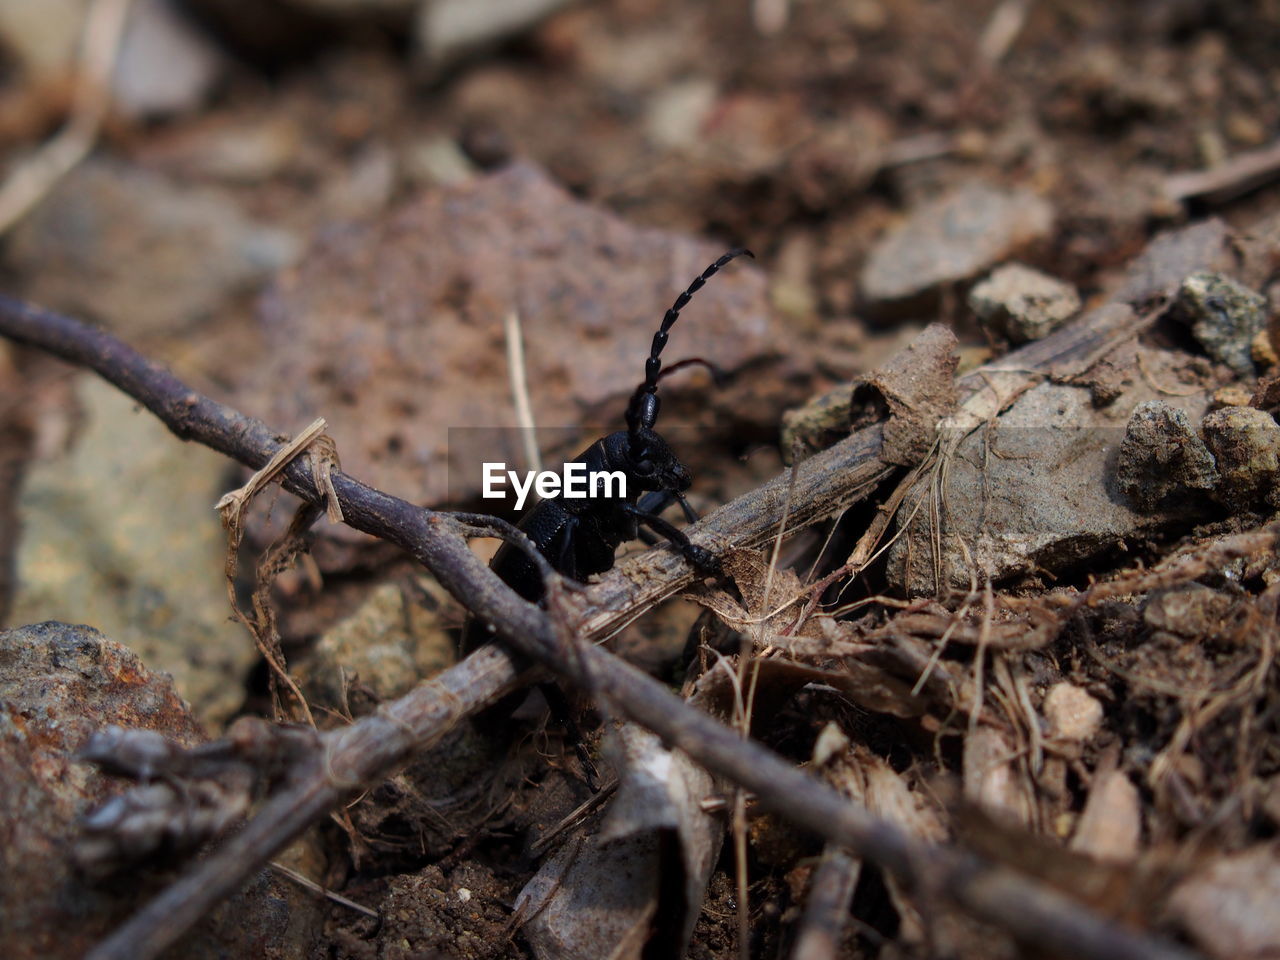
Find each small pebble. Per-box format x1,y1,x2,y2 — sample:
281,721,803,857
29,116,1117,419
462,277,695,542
1043,682,1103,742
1201,406,1280,507
1175,272,1267,377
1116,400,1218,511
968,262,1080,343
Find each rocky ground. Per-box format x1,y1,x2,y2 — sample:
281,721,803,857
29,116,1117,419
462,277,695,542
1,1,1280,958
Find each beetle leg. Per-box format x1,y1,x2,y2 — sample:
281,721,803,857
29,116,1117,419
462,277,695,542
636,489,675,515
544,517,580,580
623,503,720,575
538,681,601,791
635,490,698,546
636,491,675,546
673,491,700,524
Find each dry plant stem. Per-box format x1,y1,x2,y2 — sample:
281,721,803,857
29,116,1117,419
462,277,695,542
268,861,379,919
0,296,1197,960
90,641,530,960
504,309,543,476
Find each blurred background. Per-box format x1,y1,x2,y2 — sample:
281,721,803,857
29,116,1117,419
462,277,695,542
3,3,1280,958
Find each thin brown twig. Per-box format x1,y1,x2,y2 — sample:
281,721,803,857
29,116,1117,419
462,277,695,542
791,847,862,960
0,294,1198,960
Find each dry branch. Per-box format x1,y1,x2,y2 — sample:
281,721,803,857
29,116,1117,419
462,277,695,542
1164,139,1280,207
0,294,1199,960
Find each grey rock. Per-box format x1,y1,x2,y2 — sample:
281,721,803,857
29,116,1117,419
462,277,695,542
0,0,224,117
1117,400,1219,512
1175,272,1267,377
418,0,573,69
886,352,1213,594
1167,844,1280,959
968,262,1081,343
1113,218,1235,306
0,622,201,959
12,376,256,725
0,622,322,960
859,181,1054,311
6,159,298,338
112,0,226,120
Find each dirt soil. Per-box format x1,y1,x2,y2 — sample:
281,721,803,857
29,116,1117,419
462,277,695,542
2,1,1280,959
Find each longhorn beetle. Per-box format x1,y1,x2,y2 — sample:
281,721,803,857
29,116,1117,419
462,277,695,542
462,249,752,783
464,248,752,647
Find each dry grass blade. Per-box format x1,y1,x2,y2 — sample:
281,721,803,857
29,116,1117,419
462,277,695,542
0,0,133,234
215,417,331,532
504,309,543,476
214,417,338,727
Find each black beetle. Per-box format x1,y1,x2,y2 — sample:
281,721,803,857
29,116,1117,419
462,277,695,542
461,248,752,786
465,247,753,635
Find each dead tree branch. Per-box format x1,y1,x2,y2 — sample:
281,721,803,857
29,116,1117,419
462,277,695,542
0,295,1197,960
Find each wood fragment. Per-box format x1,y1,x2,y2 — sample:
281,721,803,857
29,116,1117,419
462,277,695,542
791,849,862,960
1164,140,1280,207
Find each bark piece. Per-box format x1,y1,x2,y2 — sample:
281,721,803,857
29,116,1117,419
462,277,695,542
850,322,958,466
517,724,720,960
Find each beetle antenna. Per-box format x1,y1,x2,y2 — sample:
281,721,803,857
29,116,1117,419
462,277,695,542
656,357,723,386
626,248,753,438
